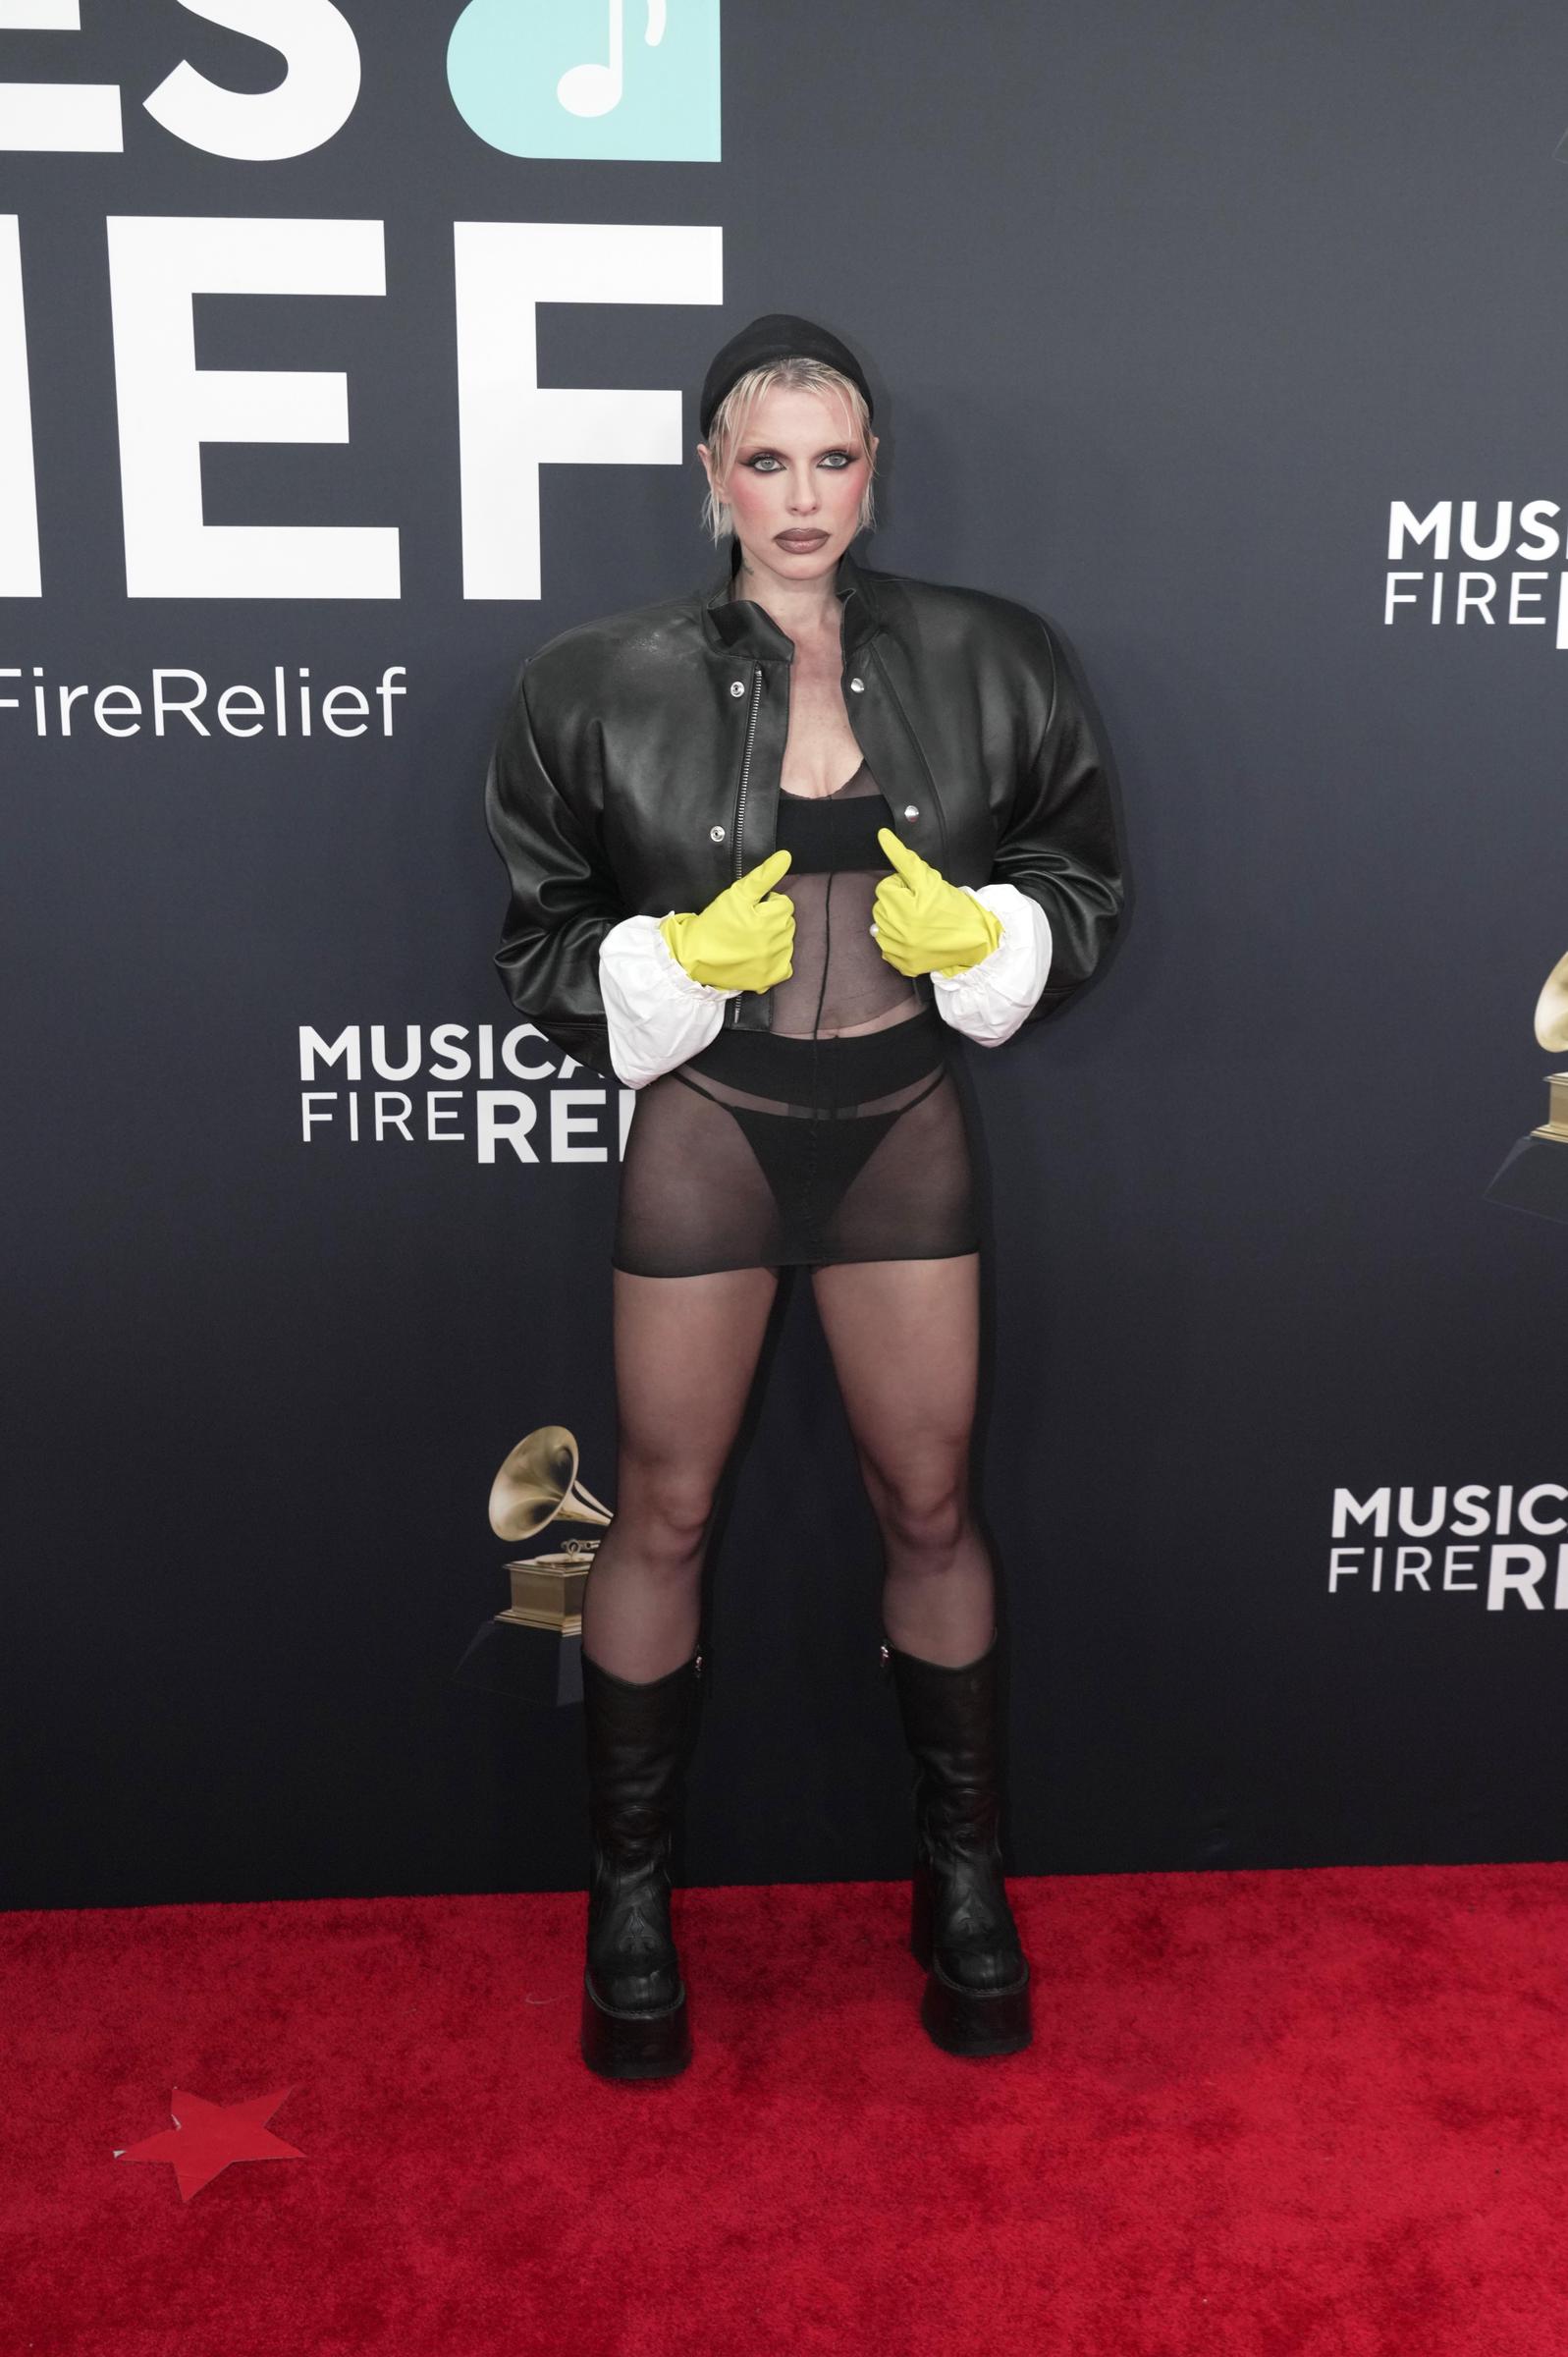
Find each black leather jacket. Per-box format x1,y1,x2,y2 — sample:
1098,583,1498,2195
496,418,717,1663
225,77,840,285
483,544,1124,1080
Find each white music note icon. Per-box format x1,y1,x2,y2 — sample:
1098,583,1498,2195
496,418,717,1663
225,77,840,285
557,0,668,118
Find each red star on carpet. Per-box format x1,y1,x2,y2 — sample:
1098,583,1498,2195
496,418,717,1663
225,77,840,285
114,2087,304,2201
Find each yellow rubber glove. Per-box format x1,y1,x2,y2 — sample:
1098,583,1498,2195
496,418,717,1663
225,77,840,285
659,850,795,991
870,829,1002,978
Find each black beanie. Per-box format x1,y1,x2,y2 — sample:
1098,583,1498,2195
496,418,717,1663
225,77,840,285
698,311,874,441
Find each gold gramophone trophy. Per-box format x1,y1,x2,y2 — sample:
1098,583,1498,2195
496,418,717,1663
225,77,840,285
453,1424,613,1705
1486,949,1568,1223
489,1423,612,1633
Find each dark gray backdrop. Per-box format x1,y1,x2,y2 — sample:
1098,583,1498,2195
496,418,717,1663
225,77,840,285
5,1,1566,1909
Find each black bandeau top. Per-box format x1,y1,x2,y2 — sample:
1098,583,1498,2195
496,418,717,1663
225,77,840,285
773,760,895,874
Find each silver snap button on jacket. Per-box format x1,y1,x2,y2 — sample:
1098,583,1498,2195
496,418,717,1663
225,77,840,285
903,804,920,819
848,678,864,692
709,824,726,841
730,680,746,697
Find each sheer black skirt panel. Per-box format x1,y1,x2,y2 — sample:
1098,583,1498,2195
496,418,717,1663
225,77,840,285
611,1006,981,1277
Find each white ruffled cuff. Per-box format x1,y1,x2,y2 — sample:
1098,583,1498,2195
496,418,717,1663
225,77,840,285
929,883,1054,1047
599,913,739,1089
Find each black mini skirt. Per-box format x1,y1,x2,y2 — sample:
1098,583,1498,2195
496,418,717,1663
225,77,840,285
610,1007,981,1278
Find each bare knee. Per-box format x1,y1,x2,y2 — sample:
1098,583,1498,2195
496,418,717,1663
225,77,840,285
615,1454,721,1564
863,1463,971,1561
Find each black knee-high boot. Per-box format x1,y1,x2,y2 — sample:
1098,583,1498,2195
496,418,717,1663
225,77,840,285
578,1644,704,2080
883,1630,1033,2058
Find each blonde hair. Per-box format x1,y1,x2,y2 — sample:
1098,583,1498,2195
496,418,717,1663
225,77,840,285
701,357,877,545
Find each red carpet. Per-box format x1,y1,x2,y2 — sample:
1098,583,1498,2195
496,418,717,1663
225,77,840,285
4,1862,1567,2355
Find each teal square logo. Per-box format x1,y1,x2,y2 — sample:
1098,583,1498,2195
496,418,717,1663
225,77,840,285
448,0,721,162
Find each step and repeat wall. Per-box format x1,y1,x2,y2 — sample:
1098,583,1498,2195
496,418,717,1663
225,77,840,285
5,1,1566,1908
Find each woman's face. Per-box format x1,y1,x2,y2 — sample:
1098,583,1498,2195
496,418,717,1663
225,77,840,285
701,384,876,590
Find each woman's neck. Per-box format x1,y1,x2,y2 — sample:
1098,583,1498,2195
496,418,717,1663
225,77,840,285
731,550,843,647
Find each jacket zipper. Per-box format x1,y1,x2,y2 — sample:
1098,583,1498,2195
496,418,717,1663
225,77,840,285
727,660,764,1028
731,660,763,882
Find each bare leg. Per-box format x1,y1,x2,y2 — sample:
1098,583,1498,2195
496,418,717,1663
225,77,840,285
582,1264,780,1681
810,1251,994,1667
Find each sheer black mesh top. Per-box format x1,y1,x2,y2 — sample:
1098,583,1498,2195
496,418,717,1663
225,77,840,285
610,758,981,1276
765,761,922,1036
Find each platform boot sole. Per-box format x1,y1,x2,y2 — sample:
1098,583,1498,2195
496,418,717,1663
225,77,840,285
579,1971,693,2081
909,1866,1033,2059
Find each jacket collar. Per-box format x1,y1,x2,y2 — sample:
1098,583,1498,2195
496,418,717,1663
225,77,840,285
698,540,884,663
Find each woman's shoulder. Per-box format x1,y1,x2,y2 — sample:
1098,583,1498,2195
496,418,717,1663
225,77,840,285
857,561,1068,674
514,588,706,695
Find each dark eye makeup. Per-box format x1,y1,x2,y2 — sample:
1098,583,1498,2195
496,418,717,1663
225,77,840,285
740,448,856,471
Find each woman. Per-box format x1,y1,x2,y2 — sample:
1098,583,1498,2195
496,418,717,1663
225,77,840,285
483,313,1124,2080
